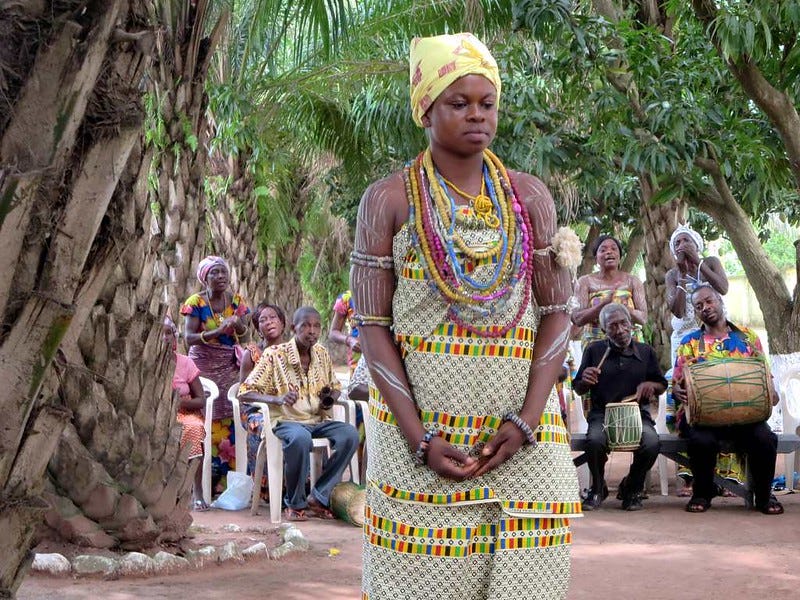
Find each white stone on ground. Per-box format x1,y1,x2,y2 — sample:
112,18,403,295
217,541,244,563
31,554,71,575
242,542,268,558
152,551,190,573
71,555,118,577
117,552,155,576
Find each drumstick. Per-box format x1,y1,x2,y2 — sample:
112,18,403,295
596,346,611,371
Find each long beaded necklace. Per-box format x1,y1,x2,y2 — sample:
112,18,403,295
432,165,510,292
406,149,533,337
205,290,230,327
438,173,500,229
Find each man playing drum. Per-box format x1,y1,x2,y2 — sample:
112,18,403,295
573,303,667,511
672,284,783,515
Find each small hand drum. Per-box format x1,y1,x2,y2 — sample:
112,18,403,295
604,401,642,451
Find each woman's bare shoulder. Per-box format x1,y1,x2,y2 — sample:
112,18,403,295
357,170,409,247
508,170,551,203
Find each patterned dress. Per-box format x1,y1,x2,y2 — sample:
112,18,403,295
172,353,205,459
240,342,268,495
333,290,361,374
362,212,581,600
582,287,642,347
180,291,250,492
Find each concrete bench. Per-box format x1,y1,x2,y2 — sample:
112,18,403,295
570,432,800,507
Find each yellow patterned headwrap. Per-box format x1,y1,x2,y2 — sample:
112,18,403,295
409,33,501,128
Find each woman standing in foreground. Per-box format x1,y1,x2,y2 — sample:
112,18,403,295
352,34,581,599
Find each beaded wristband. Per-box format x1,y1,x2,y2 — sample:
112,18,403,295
503,412,537,446
350,250,394,270
538,303,570,315
414,429,437,466
353,313,393,328
538,296,579,316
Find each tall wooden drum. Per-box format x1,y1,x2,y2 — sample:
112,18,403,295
330,482,366,526
684,357,773,426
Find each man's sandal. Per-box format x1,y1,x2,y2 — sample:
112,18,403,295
307,497,336,520
685,497,711,513
756,495,784,515
285,508,308,522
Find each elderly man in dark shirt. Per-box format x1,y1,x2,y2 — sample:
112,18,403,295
574,303,667,511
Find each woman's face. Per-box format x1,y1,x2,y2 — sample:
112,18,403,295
258,307,284,343
595,238,621,270
673,233,697,255
425,74,498,158
205,265,229,293
162,324,177,350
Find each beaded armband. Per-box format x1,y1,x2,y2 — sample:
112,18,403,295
350,250,394,270
538,295,579,316
503,412,538,446
353,313,393,328
414,429,437,466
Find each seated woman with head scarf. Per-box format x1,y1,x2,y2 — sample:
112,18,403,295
181,255,250,494
572,235,647,348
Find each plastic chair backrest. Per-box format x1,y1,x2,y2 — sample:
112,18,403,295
199,377,218,505
227,383,248,473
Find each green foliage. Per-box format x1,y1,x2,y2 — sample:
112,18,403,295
203,175,232,211
720,223,800,276
510,0,800,234
204,0,800,314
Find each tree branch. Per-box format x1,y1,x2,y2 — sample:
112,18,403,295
689,158,793,351
691,0,800,189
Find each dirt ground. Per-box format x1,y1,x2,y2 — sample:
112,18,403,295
18,454,800,600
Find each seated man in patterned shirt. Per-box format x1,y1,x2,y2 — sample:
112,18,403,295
238,306,359,521
672,284,782,515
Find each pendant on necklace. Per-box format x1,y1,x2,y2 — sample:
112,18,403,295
472,194,499,228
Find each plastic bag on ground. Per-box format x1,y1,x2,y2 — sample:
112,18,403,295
210,471,253,510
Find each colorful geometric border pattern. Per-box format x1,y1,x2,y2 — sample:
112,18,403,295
400,245,501,281
397,322,535,361
374,482,582,515
364,505,571,558
367,389,570,447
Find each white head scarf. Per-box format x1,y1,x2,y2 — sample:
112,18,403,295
669,224,704,257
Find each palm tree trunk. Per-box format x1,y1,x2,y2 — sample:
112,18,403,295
0,2,153,593
42,0,229,551
639,177,683,370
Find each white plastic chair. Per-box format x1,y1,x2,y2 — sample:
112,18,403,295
336,373,365,485
227,383,250,475
248,401,348,523
200,377,219,505
780,365,800,489
653,391,671,496
199,378,248,505
567,387,591,494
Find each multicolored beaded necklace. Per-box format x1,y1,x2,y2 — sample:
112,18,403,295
406,148,533,338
